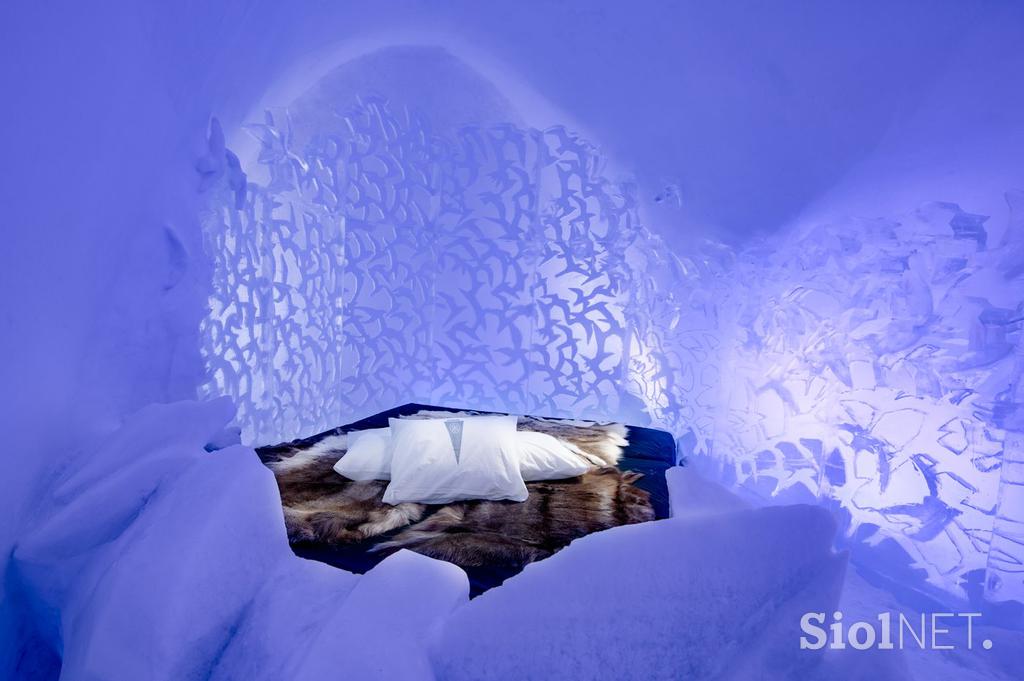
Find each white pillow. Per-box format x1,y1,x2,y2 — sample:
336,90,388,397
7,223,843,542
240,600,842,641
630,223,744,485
333,428,392,481
517,430,591,481
383,415,527,504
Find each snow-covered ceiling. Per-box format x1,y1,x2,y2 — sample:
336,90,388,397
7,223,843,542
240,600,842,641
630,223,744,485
113,1,1024,239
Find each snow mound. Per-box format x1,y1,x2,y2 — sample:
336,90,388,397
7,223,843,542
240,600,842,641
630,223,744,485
8,400,851,681
431,503,846,681
9,400,467,681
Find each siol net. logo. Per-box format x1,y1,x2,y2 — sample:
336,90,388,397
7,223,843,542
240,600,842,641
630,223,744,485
800,611,993,651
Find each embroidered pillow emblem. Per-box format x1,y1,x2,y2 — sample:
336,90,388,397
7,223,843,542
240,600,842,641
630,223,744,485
445,419,464,463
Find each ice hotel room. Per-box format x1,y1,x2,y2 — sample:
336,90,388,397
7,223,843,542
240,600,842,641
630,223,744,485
1,1,1023,679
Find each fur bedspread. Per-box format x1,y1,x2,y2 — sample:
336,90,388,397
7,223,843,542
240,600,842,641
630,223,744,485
257,412,654,570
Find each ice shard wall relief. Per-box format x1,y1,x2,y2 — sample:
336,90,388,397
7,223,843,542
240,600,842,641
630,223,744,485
198,120,351,446
198,99,1024,603
199,99,719,448
715,198,1024,603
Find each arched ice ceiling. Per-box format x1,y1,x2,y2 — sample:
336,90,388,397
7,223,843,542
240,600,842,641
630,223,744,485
215,2,1024,242
154,0,1021,246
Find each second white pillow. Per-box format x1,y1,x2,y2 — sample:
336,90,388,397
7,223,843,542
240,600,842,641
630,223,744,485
517,430,592,481
333,428,392,481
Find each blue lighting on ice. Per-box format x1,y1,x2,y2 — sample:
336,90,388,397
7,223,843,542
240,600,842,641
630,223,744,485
2,2,1023,679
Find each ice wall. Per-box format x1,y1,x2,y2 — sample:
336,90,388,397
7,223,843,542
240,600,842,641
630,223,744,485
201,87,1024,611
200,98,717,445
713,200,1024,604
0,5,228,676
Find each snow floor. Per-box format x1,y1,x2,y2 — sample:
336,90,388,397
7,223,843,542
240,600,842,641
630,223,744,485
5,400,1021,680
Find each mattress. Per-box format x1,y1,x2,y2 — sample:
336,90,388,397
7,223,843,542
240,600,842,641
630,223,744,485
265,403,677,595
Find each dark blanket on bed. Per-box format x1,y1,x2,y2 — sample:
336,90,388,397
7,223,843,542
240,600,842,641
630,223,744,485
258,404,675,595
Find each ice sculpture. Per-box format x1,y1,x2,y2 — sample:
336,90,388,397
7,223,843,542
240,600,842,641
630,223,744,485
199,97,1023,607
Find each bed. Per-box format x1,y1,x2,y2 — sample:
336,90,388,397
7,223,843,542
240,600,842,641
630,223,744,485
257,403,676,595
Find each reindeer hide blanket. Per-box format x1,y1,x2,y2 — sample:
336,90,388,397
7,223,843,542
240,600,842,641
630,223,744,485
257,412,655,587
